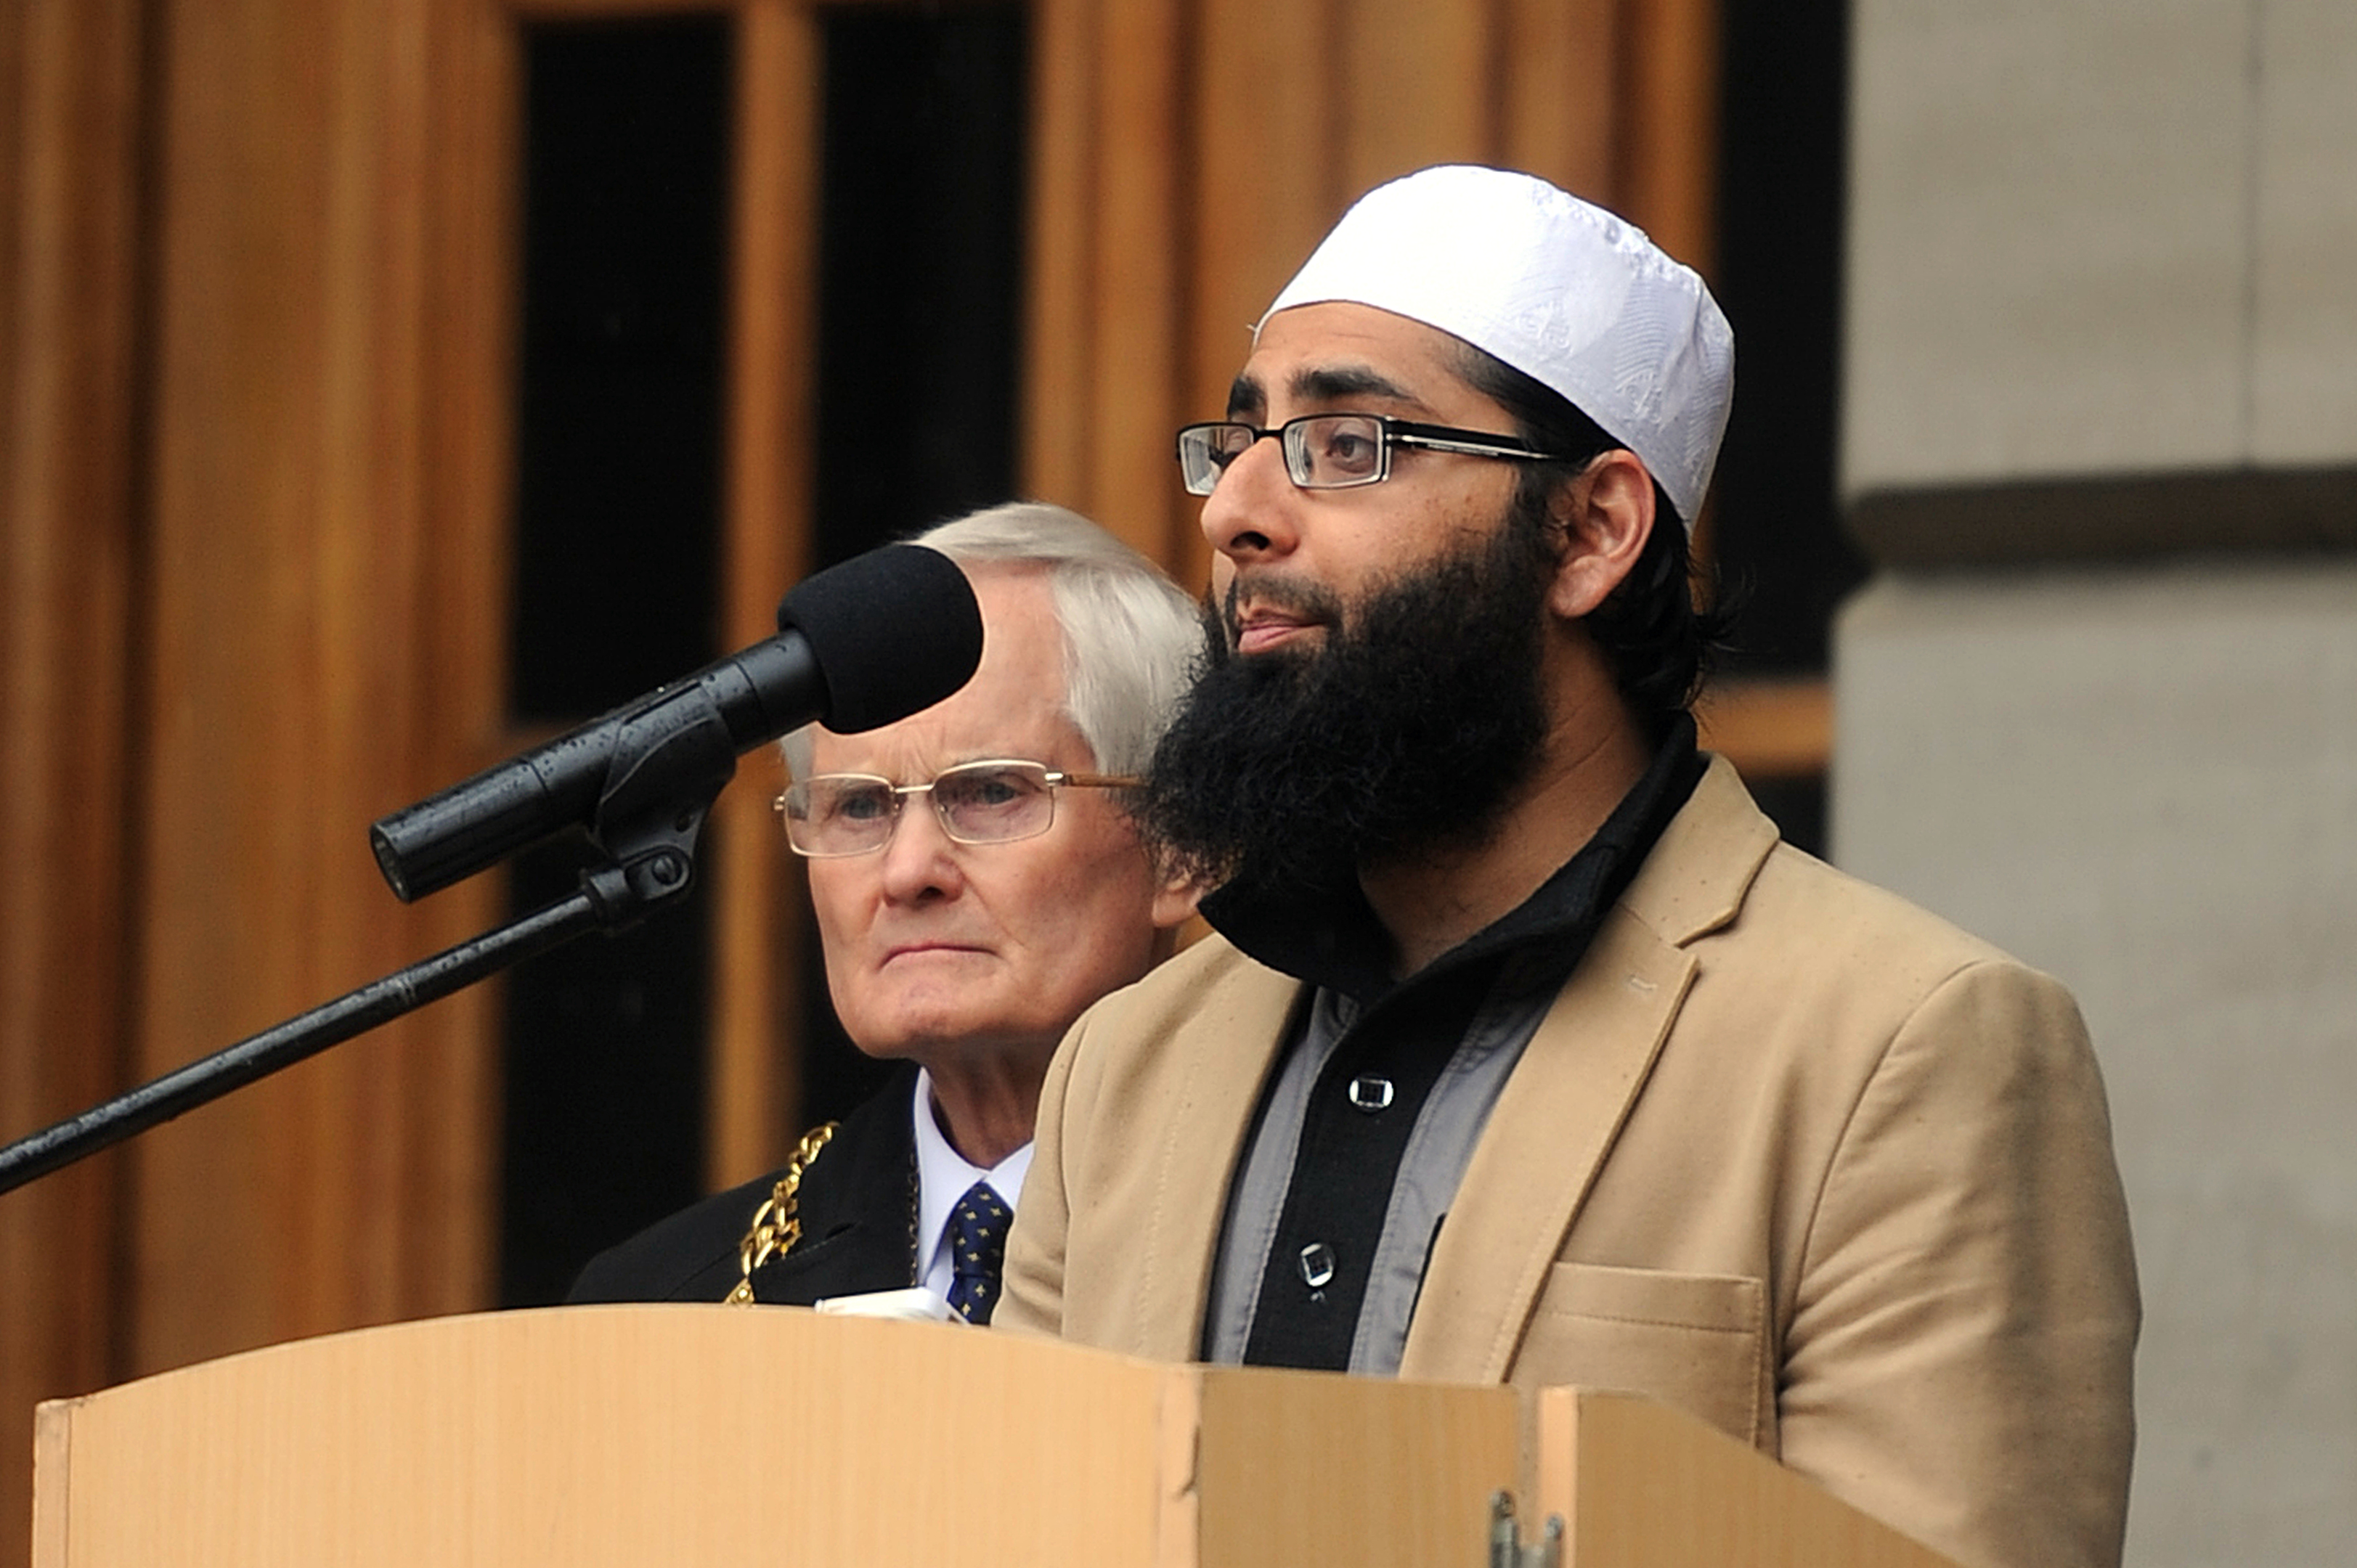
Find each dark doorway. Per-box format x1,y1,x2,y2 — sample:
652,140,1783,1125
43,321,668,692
1706,0,1863,857
499,15,730,1306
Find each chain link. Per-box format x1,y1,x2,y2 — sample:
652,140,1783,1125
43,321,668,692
723,1122,839,1305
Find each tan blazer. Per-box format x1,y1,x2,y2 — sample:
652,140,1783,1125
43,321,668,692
1001,758,2138,1568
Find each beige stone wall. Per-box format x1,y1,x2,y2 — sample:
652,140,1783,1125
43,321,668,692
1839,1,2357,1563
1835,565,2357,1565
1845,0,2357,495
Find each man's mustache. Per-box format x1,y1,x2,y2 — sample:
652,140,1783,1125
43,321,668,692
1218,573,1347,644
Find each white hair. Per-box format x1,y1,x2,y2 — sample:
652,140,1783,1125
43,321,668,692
781,502,1200,779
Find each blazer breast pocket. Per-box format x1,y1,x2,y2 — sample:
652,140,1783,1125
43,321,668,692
1512,1261,1770,1450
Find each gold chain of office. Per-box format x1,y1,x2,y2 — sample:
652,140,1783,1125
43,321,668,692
722,1122,839,1305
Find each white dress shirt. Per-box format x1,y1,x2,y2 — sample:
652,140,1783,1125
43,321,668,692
909,1069,1032,1304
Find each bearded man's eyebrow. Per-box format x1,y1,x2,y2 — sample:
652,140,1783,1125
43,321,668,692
1292,365,1414,404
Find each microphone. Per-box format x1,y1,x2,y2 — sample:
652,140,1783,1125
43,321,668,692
369,544,982,902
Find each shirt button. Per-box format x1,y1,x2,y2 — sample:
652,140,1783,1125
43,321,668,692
1348,1074,1395,1112
1298,1242,1338,1289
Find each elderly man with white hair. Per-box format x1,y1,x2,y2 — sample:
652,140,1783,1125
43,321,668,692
1000,167,2138,1568
573,502,1199,1325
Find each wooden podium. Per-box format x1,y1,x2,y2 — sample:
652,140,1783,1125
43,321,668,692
31,1306,1959,1566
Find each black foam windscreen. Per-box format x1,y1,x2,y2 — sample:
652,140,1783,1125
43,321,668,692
776,544,984,733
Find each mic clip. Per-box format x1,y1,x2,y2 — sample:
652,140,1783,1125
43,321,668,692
573,679,740,933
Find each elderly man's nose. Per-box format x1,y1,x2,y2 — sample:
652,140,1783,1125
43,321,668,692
876,799,964,900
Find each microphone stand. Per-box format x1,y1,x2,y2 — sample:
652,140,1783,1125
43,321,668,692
0,705,735,1199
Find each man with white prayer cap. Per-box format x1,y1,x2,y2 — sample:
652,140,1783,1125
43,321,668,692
1000,166,2138,1568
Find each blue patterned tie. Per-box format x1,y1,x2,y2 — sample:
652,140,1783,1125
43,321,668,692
946,1180,1013,1325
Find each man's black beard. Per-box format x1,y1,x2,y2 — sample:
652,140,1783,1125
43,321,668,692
1139,515,1555,897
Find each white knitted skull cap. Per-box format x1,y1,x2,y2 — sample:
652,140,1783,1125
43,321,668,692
1258,164,1735,527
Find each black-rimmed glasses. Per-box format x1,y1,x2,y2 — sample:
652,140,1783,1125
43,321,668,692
774,759,1141,857
1175,413,1576,496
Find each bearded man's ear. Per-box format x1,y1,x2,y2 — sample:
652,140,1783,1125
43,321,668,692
1545,450,1656,621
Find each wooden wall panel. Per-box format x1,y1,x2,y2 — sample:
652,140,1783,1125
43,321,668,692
302,0,433,1332
1,0,20,483
1081,0,1189,565
1187,0,1340,374
707,0,820,1188
1,0,149,1556
406,0,516,1309
1340,0,1496,195
1617,0,1720,269
1022,0,1099,510
136,0,345,1370
1499,0,1624,203
1019,0,1192,571
128,0,500,1374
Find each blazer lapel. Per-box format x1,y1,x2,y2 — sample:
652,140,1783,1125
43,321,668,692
1397,755,1776,1384
1128,955,1307,1360
753,1214,913,1305
1399,908,1693,1382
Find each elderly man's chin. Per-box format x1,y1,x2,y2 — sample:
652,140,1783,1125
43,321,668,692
838,972,1054,1066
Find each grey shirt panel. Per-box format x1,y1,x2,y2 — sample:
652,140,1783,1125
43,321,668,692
1202,986,1351,1365
1346,957,1557,1373
1203,957,1560,1373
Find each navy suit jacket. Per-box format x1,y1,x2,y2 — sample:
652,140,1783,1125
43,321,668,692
567,1071,918,1306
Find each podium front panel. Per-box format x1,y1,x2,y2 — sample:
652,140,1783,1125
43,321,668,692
32,1305,1521,1567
